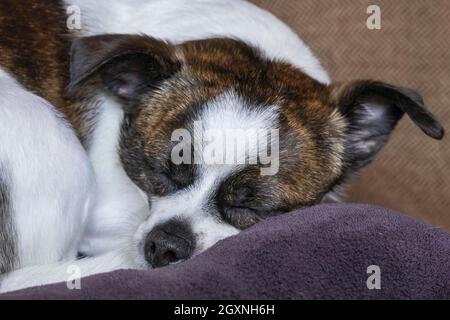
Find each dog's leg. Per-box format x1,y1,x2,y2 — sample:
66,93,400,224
0,70,96,290
0,246,142,293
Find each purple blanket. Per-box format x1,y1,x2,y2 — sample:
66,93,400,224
1,204,449,299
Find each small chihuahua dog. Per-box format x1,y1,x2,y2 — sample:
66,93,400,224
0,0,443,292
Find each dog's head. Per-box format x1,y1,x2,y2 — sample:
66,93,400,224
69,35,444,268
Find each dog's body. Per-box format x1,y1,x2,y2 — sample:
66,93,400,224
0,0,443,293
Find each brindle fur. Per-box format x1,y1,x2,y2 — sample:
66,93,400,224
0,0,93,142
0,165,16,274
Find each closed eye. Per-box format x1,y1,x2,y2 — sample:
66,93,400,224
146,161,195,196
146,168,178,196
221,206,263,230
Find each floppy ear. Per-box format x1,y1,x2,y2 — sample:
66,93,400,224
331,80,444,174
67,34,181,110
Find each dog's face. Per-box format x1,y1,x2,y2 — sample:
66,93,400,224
69,35,443,268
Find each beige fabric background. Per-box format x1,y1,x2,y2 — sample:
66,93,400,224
252,0,450,230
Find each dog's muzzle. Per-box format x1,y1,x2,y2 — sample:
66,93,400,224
144,219,195,268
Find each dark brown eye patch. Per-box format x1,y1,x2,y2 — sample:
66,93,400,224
221,206,263,229
216,174,286,229
144,159,196,196
220,205,286,229
144,168,178,196
167,162,196,189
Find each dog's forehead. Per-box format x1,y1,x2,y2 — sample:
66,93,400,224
198,91,279,133
193,90,279,160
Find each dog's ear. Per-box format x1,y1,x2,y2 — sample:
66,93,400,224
331,80,444,174
67,34,181,111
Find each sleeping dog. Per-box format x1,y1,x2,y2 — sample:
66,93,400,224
0,0,444,292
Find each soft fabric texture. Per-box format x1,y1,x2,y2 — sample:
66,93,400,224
251,0,450,230
1,204,449,300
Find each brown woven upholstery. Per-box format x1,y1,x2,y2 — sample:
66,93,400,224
252,0,450,230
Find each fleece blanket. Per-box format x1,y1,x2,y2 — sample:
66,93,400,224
1,204,449,299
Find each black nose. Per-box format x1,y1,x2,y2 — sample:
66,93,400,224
144,219,195,268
